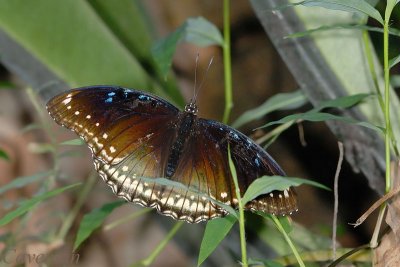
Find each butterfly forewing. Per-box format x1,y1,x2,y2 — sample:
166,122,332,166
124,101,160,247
47,86,298,223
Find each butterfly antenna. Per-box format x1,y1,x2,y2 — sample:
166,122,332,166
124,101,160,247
192,52,200,104
193,56,214,103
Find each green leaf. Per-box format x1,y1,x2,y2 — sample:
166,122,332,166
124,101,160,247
0,1,151,89
60,138,85,146
286,23,400,39
242,176,330,205
262,111,383,133
28,142,56,154
184,17,224,46
152,16,222,77
0,171,52,195
314,93,371,110
74,200,125,250
0,149,10,161
198,215,237,266
258,94,379,132
291,0,384,25
389,54,400,69
152,25,185,78
0,183,81,226
232,90,307,128
21,123,42,133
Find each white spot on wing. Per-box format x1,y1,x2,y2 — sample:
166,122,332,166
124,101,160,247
86,115,91,119
62,98,72,105
284,189,289,198
74,111,80,115
103,133,108,139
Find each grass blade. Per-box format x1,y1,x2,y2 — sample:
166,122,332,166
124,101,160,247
197,215,237,266
242,176,330,205
232,90,307,128
389,54,400,69
60,138,85,146
0,149,10,161
0,183,81,226
74,200,125,250
0,171,53,195
291,0,383,25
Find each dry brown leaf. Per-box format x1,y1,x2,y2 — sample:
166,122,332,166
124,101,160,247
385,162,400,243
374,231,400,266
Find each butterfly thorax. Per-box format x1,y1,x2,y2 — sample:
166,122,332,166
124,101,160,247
165,111,197,177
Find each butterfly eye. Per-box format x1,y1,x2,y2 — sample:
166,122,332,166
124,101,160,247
151,100,157,108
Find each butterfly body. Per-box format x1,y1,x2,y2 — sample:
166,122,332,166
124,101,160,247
47,86,297,223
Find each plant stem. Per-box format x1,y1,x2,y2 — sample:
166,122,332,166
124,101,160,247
134,221,184,267
222,0,233,124
228,146,248,267
103,208,152,231
271,216,305,267
236,184,248,267
56,171,97,241
383,6,391,194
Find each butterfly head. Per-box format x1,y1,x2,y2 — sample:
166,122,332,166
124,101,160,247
184,101,198,115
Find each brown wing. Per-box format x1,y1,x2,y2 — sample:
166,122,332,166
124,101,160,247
47,86,180,165
47,86,297,223
47,86,225,223
164,118,298,222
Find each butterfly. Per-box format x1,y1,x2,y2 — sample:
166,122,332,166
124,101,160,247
46,86,298,223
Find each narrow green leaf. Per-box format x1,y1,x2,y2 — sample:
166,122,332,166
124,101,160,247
315,93,371,110
0,81,15,88
21,123,42,133
242,176,330,205
0,183,81,226
60,138,85,146
232,90,307,128
291,0,383,25
184,17,224,46
386,0,399,19
0,171,52,195
0,149,10,161
74,200,125,250
28,143,56,154
152,25,185,78
258,213,293,233
152,16,222,77
198,215,237,266
262,112,383,133
287,23,400,39
389,54,400,69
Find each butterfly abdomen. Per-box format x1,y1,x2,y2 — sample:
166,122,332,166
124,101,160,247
166,112,196,177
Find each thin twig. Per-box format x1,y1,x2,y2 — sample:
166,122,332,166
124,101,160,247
349,184,400,228
332,142,344,260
